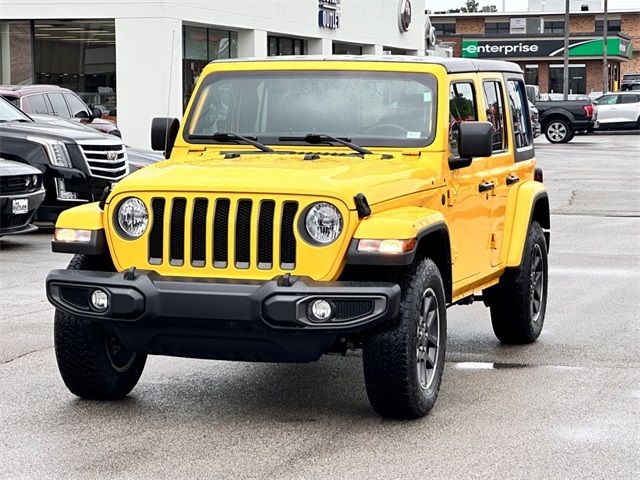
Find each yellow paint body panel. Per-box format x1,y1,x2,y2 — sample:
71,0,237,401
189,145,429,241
55,202,103,231
353,206,446,240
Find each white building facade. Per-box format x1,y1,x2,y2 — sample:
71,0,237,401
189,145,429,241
0,1,426,148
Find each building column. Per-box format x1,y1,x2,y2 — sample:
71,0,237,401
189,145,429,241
115,17,183,149
362,44,384,55
308,38,333,55
0,23,11,84
237,29,268,58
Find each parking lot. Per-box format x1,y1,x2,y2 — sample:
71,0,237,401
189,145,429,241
1,131,639,479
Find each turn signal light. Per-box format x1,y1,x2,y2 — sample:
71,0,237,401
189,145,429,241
54,228,92,243
357,238,416,254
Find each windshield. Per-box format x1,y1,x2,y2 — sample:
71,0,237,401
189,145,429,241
185,71,437,148
0,97,31,123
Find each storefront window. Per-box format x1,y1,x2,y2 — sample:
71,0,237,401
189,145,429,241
549,65,586,94
595,20,621,34
183,26,238,109
434,23,455,35
543,21,564,34
524,66,539,86
32,20,117,116
333,43,363,55
267,36,306,56
485,22,510,36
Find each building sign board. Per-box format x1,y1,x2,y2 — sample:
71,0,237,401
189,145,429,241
319,0,341,29
398,0,412,32
462,37,632,59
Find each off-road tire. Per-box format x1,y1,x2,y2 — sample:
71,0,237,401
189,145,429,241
544,119,573,143
54,254,146,400
488,222,548,344
362,258,447,419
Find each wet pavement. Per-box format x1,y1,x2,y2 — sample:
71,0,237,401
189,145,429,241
1,131,639,479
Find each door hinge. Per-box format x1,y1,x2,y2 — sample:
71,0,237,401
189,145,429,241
447,188,456,207
490,233,498,250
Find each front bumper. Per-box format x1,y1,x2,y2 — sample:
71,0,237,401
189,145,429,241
0,188,45,235
46,270,401,362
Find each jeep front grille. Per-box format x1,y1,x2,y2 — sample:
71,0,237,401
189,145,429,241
77,141,129,181
148,196,299,271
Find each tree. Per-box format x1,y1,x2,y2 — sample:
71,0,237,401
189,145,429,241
460,0,480,12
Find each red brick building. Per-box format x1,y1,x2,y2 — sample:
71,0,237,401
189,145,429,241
431,9,639,94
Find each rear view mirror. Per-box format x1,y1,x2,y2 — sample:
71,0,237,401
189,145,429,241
151,117,180,159
449,121,493,170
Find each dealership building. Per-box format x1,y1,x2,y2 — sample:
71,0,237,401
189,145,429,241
431,8,639,95
0,0,425,148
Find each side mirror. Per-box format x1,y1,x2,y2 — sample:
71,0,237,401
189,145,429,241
449,121,493,170
91,107,103,119
592,100,598,105
151,117,180,159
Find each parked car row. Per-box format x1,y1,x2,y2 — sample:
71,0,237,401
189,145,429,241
0,95,163,237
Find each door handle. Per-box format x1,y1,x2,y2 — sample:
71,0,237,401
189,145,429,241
478,181,495,193
506,174,520,186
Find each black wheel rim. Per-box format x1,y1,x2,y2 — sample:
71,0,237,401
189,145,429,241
548,122,567,142
530,243,545,322
105,335,137,373
416,288,440,390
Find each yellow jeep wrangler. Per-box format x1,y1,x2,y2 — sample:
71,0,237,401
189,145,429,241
46,56,549,419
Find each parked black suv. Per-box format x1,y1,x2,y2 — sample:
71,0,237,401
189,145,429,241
0,97,128,223
621,73,640,91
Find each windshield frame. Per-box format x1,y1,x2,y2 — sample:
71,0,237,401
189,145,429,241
0,96,33,123
182,70,438,149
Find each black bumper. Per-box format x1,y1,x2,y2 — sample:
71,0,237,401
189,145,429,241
0,188,45,235
46,270,401,363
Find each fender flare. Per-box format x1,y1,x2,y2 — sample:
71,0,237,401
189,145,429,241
52,202,107,255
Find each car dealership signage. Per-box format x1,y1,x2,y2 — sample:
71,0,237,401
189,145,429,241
462,37,632,58
318,0,341,29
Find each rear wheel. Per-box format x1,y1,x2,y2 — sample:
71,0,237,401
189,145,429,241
544,119,572,143
362,258,447,419
54,254,146,400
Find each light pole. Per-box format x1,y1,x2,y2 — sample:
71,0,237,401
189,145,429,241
562,0,570,99
603,0,609,92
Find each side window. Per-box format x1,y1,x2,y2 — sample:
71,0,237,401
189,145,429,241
506,80,532,149
448,82,477,157
47,93,71,118
25,94,50,115
64,93,90,118
618,94,640,104
482,80,507,152
597,95,617,105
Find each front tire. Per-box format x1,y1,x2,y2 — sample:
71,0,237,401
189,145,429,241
544,119,572,143
54,254,146,400
362,258,447,419
486,222,548,344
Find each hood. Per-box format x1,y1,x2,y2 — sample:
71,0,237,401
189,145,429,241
0,158,41,176
112,151,440,207
0,120,119,143
30,114,98,134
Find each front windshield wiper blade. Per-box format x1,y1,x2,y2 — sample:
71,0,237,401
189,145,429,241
279,134,372,155
190,132,274,152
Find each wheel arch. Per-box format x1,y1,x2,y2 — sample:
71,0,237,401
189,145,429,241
415,225,452,304
541,110,574,128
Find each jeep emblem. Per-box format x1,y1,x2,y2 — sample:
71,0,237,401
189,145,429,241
106,151,118,161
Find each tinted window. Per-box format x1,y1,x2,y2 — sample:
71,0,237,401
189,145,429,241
597,95,617,105
26,94,51,114
483,81,507,152
1,95,20,107
618,94,640,104
449,82,477,157
434,23,455,35
506,80,532,149
47,93,71,117
64,93,89,117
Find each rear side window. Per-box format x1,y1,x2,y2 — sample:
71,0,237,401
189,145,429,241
47,93,71,118
618,94,640,104
25,94,50,115
482,80,507,152
64,93,89,117
506,80,532,149
449,82,477,157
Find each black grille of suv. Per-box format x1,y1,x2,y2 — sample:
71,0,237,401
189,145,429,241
0,175,40,195
148,196,299,270
77,142,128,181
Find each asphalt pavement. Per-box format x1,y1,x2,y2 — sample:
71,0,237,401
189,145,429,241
1,131,639,479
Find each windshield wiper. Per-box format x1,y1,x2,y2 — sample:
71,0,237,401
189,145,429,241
279,134,372,155
190,132,274,152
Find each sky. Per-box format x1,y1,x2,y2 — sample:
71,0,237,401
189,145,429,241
426,0,639,13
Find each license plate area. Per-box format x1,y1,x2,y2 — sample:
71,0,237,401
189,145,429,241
12,198,28,215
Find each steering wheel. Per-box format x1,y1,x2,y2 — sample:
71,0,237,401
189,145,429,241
365,123,409,136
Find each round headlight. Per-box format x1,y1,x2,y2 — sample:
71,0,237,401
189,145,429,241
304,202,343,245
116,197,148,239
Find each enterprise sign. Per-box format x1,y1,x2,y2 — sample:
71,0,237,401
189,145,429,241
462,37,632,59
319,0,341,30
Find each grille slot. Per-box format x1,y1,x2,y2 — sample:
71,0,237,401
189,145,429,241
0,175,39,195
280,202,298,270
213,199,230,268
78,142,128,181
148,198,165,264
257,201,275,269
334,300,374,320
169,198,187,266
191,199,208,267
235,200,252,269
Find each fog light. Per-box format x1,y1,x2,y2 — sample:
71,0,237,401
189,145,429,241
309,299,333,322
90,289,108,312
